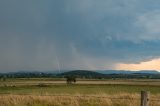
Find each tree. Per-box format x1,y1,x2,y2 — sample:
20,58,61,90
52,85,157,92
66,75,76,84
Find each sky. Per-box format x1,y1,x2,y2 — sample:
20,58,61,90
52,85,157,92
1,0,160,72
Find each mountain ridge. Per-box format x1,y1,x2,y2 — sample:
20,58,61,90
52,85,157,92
0,70,159,74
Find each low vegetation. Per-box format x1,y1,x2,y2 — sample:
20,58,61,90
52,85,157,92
0,94,159,106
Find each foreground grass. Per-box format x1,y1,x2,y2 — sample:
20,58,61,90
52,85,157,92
0,79,159,106
0,94,160,106
0,79,160,106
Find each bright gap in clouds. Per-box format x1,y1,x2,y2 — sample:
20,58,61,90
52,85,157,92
115,58,160,71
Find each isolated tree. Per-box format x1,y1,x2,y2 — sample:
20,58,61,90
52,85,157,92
66,75,76,84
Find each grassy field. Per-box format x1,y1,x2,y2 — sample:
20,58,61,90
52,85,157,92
0,78,160,106
0,94,160,106
0,84,160,95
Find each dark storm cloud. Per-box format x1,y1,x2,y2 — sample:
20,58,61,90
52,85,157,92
1,0,160,71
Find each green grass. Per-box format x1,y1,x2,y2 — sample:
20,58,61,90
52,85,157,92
0,78,159,95
0,84,159,95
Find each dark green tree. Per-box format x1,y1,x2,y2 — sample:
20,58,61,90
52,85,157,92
66,75,76,84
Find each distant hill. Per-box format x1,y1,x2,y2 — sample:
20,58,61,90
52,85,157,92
57,70,160,79
57,70,106,79
133,70,160,74
0,70,160,79
98,70,160,74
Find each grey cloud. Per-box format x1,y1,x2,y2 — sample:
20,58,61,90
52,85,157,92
1,0,160,71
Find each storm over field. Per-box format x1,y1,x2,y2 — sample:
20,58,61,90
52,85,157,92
1,0,160,71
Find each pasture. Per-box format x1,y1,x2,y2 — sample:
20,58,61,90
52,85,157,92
0,78,160,106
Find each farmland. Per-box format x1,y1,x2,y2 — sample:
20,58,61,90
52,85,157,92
0,78,160,94
0,78,160,106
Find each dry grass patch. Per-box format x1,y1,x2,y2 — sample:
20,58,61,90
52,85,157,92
0,94,160,106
